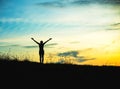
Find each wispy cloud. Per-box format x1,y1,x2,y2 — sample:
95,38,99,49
107,28,120,30
58,51,78,57
36,0,90,8
0,18,49,24
23,43,58,49
45,43,58,48
0,42,36,48
23,46,38,48
58,50,95,63
0,42,14,46
69,41,80,44
111,23,120,26
0,45,37,49
36,1,65,8
0,18,30,23
0,42,58,49
36,0,120,8
107,22,120,30
8,45,20,47
0,42,21,47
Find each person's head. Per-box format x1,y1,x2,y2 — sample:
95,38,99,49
40,40,43,44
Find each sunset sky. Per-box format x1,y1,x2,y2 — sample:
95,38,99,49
0,0,120,66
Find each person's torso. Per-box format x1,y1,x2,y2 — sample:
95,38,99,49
39,43,44,51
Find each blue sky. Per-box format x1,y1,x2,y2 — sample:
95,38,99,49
0,0,120,65
0,0,119,39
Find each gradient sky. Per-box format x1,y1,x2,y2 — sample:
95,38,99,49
0,0,120,66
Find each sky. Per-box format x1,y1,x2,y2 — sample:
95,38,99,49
0,0,120,66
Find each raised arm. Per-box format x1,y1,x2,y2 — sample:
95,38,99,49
31,38,39,44
44,38,52,44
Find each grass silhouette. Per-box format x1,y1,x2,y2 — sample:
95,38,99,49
0,54,120,89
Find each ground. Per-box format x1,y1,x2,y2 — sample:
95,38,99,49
0,60,120,89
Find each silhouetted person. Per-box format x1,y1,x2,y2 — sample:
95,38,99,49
31,38,52,63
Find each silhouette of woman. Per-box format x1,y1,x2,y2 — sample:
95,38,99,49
31,38,52,63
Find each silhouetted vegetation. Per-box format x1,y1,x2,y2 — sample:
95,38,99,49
0,56,120,89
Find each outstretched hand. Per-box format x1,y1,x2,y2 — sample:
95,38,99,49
31,38,34,40
49,38,52,40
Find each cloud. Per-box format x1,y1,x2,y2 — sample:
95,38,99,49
23,43,58,48
0,18,45,24
0,43,21,47
58,51,78,57
45,43,58,48
0,42,17,46
111,23,120,26
94,0,120,5
77,57,95,62
0,42,37,48
0,42,58,49
107,28,120,30
69,41,80,44
57,50,95,63
0,18,23,23
107,22,120,30
23,46,38,48
36,1,65,8
56,59,66,64
36,0,120,8
8,45,20,47
36,0,90,8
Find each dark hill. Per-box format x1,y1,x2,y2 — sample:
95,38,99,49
0,60,120,89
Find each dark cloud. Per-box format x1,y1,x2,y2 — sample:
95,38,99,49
36,0,86,8
23,43,58,48
45,43,58,48
0,43,58,49
0,44,36,48
9,45,20,47
111,23,120,26
56,59,66,64
77,57,95,62
71,0,93,5
36,1,65,8
107,28,120,30
107,22,120,30
23,46,38,48
57,50,95,63
93,0,120,5
36,0,120,8
58,51,78,57
0,45,20,47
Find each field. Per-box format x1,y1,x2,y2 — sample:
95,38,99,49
0,58,120,89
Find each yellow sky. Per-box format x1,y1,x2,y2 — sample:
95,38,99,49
20,30,120,66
